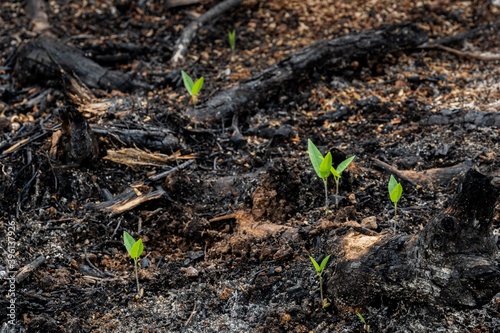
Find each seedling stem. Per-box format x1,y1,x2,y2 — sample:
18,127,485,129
123,231,144,297
323,178,329,211
309,254,331,309
228,30,236,53
308,139,333,213
356,312,371,332
388,174,403,219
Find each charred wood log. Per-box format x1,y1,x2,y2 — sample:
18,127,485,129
188,24,428,125
330,169,500,308
14,36,132,92
17,0,132,93
91,125,181,153
54,106,99,166
372,158,473,190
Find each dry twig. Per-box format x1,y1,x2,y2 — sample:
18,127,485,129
171,0,243,64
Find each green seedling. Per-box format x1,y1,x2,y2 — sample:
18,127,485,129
388,174,403,218
309,254,331,309
228,30,236,52
330,155,356,207
308,139,333,212
356,312,371,332
181,70,204,105
123,231,144,297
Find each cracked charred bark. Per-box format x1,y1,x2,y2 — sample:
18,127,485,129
330,169,500,308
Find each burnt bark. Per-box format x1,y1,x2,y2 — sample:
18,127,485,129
55,106,99,166
330,169,500,308
188,24,428,125
91,125,181,153
372,158,473,190
14,36,132,92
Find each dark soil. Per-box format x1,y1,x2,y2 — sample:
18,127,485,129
1,0,500,332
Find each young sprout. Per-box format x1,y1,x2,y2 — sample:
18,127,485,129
356,312,371,332
308,139,333,212
330,155,356,207
309,254,331,309
228,29,236,52
388,174,403,218
181,70,204,105
123,231,144,297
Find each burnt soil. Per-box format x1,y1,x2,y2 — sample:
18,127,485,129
1,0,500,332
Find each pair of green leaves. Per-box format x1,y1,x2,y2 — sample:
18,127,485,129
308,139,355,181
181,70,204,105
310,254,331,309
123,231,144,297
309,254,331,277
123,231,144,262
388,175,403,218
388,175,403,206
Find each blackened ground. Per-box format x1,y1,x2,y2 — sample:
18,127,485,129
1,0,499,332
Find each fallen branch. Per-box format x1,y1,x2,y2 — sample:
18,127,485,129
171,0,243,64
148,159,196,181
86,186,166,215
372,158,473,190
187,24,428,124
15,255,46,283
104,148,195,168
91,124,181,153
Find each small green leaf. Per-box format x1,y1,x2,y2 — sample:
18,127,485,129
330,166,340,178
309,256,321,273
319,152,332,179
336,155,355,174
388,175,398,194
390,183,403,204
130,239,144,260
181,70,194,95
123,231,135,255
356,312,366,324
191,77,204,96
308,139,324,178
319,255,331,272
